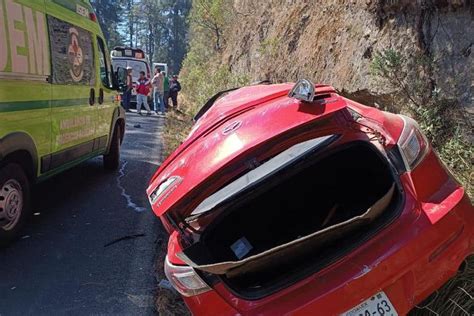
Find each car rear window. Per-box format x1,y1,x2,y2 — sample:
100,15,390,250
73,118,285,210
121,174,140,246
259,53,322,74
128,61,148,78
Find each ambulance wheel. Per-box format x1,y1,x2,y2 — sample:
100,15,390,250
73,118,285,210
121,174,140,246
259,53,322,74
0,163,31,246
104,124,121,171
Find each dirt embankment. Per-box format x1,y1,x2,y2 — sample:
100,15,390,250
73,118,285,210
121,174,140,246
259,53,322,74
223,0,472,111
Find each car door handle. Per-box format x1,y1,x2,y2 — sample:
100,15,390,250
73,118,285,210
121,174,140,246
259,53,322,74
98,88,104,105
89,88,96,106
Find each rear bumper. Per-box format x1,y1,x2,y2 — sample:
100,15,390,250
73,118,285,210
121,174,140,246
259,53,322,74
182,191,473,316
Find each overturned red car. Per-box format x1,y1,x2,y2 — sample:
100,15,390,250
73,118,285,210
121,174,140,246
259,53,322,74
147,80,473,315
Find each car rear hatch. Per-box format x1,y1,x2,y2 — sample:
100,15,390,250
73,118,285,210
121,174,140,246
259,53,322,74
148,85,403,298
179,138,402,298
147,84,348,221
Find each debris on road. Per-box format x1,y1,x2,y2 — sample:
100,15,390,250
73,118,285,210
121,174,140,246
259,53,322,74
158,279,175,292
104,233,146,247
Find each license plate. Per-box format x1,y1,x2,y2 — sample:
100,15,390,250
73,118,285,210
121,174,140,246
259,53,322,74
341,292,398,316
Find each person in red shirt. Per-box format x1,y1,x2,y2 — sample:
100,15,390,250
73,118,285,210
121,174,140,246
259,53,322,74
136,71,151,116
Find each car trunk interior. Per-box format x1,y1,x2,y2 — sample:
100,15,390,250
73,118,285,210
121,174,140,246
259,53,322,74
183,142,401,299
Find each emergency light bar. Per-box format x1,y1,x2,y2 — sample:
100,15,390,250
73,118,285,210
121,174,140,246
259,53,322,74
111,47,146,59
289,79,315,102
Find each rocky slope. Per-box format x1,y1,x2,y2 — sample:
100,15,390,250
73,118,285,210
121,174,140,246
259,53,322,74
222,0,472,112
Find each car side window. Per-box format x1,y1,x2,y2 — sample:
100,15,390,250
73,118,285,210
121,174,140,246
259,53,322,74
97,37,113,89
47,15,95,85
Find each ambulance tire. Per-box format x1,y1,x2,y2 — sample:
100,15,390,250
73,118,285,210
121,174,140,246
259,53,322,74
104,124,121,171
0,163,31,247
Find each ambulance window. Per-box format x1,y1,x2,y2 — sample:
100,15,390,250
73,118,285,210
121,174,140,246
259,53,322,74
97,37,113,89
47,16,95,86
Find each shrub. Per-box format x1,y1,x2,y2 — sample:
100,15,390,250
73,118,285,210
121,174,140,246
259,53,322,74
371,49,472,197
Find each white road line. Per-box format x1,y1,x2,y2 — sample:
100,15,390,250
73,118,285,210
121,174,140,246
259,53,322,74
117,160,147,213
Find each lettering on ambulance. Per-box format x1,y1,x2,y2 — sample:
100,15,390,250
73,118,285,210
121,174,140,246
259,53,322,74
0,0,49,75
6,0,27,73
57,116,94,145
23,6,49,75
0,1,7,71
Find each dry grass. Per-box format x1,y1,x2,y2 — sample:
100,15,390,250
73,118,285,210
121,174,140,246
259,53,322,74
410,256,474,316
162,110,194,159
155,237,190,316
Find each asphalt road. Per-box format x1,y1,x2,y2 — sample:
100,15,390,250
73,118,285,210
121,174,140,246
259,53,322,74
0,113,166,316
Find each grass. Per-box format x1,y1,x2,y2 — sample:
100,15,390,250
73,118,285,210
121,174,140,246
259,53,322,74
154,235,190,316
162,110,194,158
410,257,474,315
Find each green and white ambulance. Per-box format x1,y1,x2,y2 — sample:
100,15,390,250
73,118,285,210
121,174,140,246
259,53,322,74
0,0,126,244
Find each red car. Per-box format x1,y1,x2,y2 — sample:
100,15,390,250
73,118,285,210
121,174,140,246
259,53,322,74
147,80,473,316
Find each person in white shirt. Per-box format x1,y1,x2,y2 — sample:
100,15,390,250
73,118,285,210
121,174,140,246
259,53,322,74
151,67,165,116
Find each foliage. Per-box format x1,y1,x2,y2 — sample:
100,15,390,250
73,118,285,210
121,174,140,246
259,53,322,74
162,111,194,157
188,0,232,51
258,37,280,59
91,0,191,74
179,0,249,113
180,55,249,114
90,0,125,47
371,49,472,196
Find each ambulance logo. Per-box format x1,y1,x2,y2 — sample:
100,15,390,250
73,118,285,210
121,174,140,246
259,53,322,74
68,28,84,82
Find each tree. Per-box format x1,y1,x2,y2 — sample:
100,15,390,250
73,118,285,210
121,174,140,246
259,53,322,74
189,0,229,51
91,0,192,73
90,0,125,47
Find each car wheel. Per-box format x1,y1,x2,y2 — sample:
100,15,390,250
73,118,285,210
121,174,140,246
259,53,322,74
0,163,31,246
103,124,121,171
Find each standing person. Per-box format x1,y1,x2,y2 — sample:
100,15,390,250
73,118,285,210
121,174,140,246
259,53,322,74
151,67,165,116
136,71,152,116
122,66,133,112
163,73,170,110
169,75,181,110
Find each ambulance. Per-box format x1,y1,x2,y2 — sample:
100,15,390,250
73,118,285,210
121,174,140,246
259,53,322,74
0,0,126,244
111,46,152,107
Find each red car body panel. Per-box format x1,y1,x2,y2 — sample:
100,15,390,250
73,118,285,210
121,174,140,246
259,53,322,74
180,185,473,315
148,83,474,315
148,87,348,219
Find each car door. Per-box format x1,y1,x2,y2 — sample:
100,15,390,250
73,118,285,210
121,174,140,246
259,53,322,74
95,36,119,142
46,14,98,171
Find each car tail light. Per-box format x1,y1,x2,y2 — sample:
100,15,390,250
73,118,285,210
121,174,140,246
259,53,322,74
164,256,211,297
148,176,182,206
397,115,430,171
89,12,97,22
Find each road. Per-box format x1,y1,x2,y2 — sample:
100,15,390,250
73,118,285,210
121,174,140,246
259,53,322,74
0,113,166,316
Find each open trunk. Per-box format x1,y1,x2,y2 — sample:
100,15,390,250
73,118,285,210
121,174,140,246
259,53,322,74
179,141,402,299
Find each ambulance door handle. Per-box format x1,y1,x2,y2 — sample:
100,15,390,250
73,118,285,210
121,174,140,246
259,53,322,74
98,88,104,105
89,88,96,106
